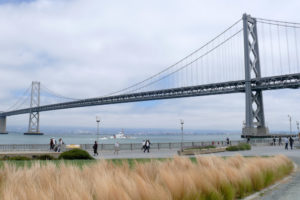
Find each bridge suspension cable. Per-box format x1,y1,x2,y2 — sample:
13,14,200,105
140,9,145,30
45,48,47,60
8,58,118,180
40,84,81,102
5,84,32,112
124,29,243,94
256,17,300,77
105,18,243,96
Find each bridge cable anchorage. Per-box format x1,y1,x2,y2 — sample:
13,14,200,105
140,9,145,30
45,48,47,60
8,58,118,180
123,29,243,94
5,84,32,111
104,18,242,96
40,84,81,101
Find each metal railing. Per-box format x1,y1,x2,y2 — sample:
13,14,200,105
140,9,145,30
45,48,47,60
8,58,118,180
0,140,246,152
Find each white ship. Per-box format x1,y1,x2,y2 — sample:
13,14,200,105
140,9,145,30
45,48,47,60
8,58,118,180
110,129,129,139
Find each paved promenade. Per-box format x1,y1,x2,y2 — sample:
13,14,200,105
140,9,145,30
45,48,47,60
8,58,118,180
91,145,300,200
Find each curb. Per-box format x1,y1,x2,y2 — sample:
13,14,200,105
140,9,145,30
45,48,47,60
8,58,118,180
243,162,298,200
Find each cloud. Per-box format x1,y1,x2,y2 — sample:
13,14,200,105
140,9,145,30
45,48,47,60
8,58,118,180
0,0,300,132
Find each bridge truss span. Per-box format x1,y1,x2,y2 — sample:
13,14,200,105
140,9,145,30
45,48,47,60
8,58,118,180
1,73,299,117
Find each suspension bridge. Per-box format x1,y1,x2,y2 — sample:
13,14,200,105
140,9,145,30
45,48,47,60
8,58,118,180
0,13,299,137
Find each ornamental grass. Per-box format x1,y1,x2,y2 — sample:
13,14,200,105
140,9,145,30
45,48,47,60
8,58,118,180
0,155,293,200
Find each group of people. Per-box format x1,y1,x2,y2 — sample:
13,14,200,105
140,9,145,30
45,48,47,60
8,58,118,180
49,138,64,152
271,136,294,150
142,139,151,153
284,136,294,150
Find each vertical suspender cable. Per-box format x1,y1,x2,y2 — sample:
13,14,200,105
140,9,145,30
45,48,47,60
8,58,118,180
294,27,299,72
196,52,199,85
269,24,275,75
285,24,291,73
260,23,267,76
277,24,283,75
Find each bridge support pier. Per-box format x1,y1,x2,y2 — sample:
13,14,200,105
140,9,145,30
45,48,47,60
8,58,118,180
242,13,269,138
0,116,8,134
24,81,43,135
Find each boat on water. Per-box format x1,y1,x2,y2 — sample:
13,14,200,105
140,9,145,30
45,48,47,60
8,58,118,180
110,129,129,139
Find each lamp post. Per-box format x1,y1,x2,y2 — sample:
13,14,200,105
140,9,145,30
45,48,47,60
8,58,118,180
288,115,292,134
96,116,100,142
180,119,184,152
296,121,299,133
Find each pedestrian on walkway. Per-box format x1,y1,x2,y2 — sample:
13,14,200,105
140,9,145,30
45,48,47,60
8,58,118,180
278,136,282,146
284,137,289,150
50,138,54,151
289,136,294,150
272,137,276,146
57,138,64,152
93,141,98,156
226,137,230,146
144,139,151,153
114,141,120,155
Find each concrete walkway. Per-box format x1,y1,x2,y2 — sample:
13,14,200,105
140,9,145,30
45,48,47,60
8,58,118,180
91,146,300,200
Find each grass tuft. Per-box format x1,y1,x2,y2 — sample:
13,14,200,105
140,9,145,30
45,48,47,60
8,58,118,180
0,155,293,200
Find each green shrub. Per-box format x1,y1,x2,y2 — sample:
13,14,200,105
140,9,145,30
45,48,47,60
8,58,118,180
5,156,31,161
226,143,251,151
184,145,216,151
58,149,94,160
34,154,56,160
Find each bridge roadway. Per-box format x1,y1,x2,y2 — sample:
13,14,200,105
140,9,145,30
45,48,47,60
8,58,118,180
1,73,300,117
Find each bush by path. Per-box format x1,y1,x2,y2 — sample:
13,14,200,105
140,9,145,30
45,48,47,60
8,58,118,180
226,143,251,151
58,149,94,160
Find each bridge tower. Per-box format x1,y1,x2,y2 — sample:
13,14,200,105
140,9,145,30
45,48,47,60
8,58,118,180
24,81,43,135
242,13,269,137
0,116,8,134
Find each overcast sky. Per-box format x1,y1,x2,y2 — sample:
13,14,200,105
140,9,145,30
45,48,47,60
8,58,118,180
0,0,299,132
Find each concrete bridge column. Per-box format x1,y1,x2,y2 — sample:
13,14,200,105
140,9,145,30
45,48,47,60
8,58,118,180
0,116,8,134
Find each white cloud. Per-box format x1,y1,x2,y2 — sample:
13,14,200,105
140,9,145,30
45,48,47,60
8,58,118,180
0,0,300,132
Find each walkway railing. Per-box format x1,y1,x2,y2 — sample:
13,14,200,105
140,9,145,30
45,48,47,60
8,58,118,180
0,138,284,152
0,140,247,152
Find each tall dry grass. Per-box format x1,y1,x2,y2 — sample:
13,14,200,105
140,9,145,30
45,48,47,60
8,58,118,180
0,155,293,200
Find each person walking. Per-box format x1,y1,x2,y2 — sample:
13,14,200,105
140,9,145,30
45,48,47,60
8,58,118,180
114,141,120,155
93,141,98,156
273,137,276,146
278,136,282,146
289,137,294,150
144,139,151,153
226,137,230,146
284,137,289,150
50,138,54,151
57,138,64,152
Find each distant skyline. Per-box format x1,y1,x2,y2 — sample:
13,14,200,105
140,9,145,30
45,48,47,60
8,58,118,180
0,0,299,132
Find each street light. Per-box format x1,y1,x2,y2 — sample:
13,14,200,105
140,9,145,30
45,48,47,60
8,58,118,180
288,115,292,134
180,119,184,152
296,121,300,133
96,116,100,141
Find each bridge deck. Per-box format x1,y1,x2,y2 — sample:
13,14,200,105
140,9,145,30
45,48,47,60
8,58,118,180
1,73,299,117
